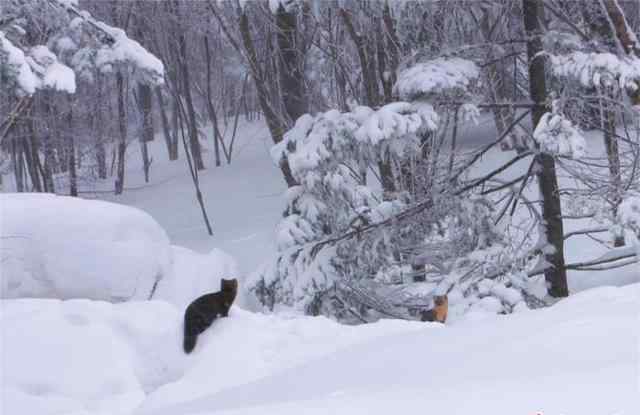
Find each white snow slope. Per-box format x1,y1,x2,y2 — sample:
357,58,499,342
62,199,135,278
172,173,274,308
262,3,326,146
1,283,638,415
0,193,238,308
0,193,172,301
139,284,640,415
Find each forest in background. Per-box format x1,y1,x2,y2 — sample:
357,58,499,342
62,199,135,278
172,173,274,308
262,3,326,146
2,0,639,322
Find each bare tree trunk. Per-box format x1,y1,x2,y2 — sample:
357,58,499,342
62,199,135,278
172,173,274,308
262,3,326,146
603,97,624,246
479,6,520,151
115,72,127,195
39,92,56,191
328,8,348,112
523,0,568,298
173,89,213,236
276,3,308,124
583,2,626,246
156,86,176,160
94,79,107,180
42,139,56,192
340,7,395,197
170,94,180,159
237,9,296,186
225,74,249,164
204,35,222,167
381,1,399,103
138,82,153,182
24,118,43,192
178,30,204,170
66,96,77,197
600,0,640,104
11,134,24,192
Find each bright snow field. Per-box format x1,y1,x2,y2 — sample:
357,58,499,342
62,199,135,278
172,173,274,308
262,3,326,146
1,283,638,415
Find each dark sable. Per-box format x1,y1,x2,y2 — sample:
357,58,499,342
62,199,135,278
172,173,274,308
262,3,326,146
183,278,238,353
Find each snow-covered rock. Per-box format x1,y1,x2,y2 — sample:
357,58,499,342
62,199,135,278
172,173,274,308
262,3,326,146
0,193,172,302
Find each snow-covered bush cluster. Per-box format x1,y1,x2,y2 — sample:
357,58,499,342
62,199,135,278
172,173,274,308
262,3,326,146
619,196,640,240
251,102,439,318
249,55,545,322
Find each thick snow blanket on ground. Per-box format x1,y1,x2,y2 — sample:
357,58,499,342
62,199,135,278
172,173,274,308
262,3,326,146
139,310,426,412
0,193,171,301
0,299,425,415
142,284,640,415
1,299,186,415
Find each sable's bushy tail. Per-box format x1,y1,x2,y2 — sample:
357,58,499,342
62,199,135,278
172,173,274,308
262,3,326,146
183,333,197,354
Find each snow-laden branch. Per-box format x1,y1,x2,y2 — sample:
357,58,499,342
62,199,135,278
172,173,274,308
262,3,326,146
0,31,40,95
532,112,586,159
48,0,164,85
394,57,480,101
549,51,640,95
0,32,76,95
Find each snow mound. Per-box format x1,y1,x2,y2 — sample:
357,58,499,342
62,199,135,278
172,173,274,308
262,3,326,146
139,309,426,412
142,283,640,415
1,299,186,415
2,284,637,415
0,193,172,302
0,298,425,415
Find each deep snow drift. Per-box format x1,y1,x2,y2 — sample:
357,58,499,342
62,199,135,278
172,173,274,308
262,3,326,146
142,283,640,415
1,298,424,415
1,283,638,415
0,193,238,308
0,193,172,301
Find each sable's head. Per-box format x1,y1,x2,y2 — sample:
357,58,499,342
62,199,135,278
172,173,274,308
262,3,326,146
433,295,448,306
221,278,238,293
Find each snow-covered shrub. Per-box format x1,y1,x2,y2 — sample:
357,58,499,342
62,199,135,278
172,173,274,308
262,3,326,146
250,94,536,320
250,54,551,322
250,103,439,318
619,195,640,241
533,112,586,158
0,193,172,301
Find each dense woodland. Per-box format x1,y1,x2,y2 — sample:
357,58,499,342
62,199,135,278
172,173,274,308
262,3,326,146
2,0,639,322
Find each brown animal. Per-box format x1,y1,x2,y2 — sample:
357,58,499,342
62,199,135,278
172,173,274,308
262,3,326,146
183,278,238,353
420,295,448,323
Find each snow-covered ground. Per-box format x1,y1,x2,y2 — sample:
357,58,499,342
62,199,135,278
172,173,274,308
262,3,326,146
1,115,638,415
84,119,285,277
2,284,638,415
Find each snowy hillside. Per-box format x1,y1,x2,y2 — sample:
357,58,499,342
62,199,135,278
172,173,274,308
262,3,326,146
2,284,638,415
83,119,284,277
3,2,640,415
